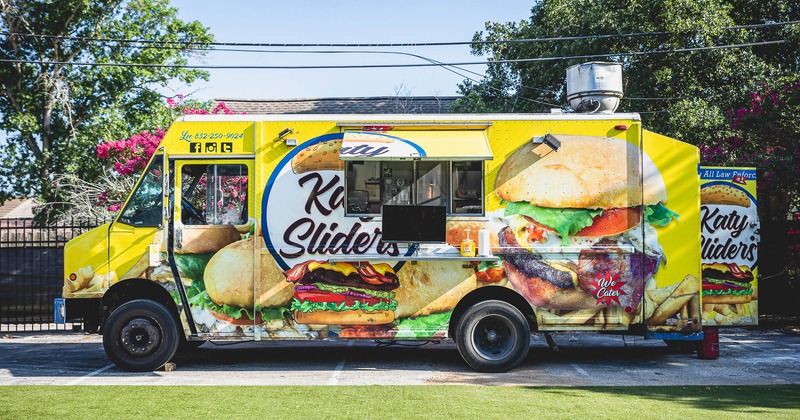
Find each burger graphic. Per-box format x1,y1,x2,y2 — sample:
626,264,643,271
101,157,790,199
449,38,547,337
493,135,678,312
701,262,754,304
284,260,399,324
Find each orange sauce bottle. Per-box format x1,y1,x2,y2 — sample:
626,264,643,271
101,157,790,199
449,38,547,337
460,229,476,257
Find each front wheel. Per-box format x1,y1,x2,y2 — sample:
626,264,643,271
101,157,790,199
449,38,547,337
455,300,530,372
103,299,180,372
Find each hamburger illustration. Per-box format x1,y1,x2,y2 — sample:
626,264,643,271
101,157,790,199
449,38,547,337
187,236,295,326
284,260,399,324
392,260,478,338
701,262,754,304
700,184,751,207
494,135,679,311
291,139,344,174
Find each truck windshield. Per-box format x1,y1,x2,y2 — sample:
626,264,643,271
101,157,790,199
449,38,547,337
118,155,164,227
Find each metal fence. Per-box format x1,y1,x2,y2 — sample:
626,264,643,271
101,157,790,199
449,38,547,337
0,218,104,332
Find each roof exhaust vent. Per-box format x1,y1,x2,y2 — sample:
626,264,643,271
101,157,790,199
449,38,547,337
566,62,623,113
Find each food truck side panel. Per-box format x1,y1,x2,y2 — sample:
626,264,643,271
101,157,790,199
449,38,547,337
255,117,703,337
640,130,702,332
470,122,701,332
699,166,759,326
482,119,658,331
62,116,703,342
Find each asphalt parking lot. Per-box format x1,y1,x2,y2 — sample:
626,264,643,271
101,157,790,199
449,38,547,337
1,327,798,386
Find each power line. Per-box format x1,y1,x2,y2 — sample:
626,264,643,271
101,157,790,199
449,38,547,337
0,43,560,108
146,46,560,96
0,39,786,69
1,20,798,48
414,55,562,108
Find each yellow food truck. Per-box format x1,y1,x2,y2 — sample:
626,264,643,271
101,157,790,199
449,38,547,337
56,110,712,372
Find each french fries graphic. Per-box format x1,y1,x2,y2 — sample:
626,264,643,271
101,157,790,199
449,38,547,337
645,274,701,329
536,305,635,330
64,265,118,295
702,302,758,325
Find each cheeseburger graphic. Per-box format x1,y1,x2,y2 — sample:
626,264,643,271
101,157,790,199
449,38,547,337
494,135,678,311
285,260,399,324
701,262,754,304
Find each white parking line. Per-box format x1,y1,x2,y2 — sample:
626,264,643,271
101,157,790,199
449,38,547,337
66,364,114,385
327,341,354,385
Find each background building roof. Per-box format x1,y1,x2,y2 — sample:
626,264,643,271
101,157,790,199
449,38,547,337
0,198,35,219
213,96,459,115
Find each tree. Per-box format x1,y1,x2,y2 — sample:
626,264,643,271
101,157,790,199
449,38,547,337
701,78,800,221
0,0,213,223
452,0,800,147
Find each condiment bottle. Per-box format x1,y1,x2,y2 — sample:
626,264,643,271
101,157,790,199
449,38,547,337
460,229,476,257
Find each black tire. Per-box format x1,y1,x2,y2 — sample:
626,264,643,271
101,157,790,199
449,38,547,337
455,300,530,373
102,299,180,372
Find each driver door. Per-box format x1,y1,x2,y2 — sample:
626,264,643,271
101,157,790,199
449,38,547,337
108,154,165,285
172,159,254,336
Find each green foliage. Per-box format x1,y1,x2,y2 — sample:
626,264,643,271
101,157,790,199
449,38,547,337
0,0,213,223
452,0,799,144
701,78,800,220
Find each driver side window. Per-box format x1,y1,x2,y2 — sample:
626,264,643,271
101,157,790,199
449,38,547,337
118,155,163,227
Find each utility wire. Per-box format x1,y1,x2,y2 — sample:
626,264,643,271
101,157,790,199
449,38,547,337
410,53,561,107
2,24,789,100
1,34,785,108
1,20,798,48
0,39,786,70
150,46,562,97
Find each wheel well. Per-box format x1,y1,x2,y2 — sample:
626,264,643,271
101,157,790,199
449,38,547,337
100,279,182,335
448,286,537,338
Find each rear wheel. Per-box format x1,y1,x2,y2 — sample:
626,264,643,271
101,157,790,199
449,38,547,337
455,300,530,372
103,299,180,372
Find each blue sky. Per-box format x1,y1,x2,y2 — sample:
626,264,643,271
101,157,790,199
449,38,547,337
169,1,534,101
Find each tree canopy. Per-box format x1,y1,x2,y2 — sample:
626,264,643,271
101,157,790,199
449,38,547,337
702,78,800,220
453,0,799,143
453,0,800,218
0,0,213,222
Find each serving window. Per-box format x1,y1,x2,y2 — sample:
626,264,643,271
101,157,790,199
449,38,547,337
345,160,483,216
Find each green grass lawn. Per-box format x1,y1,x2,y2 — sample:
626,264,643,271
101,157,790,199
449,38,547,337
0,385,797,419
